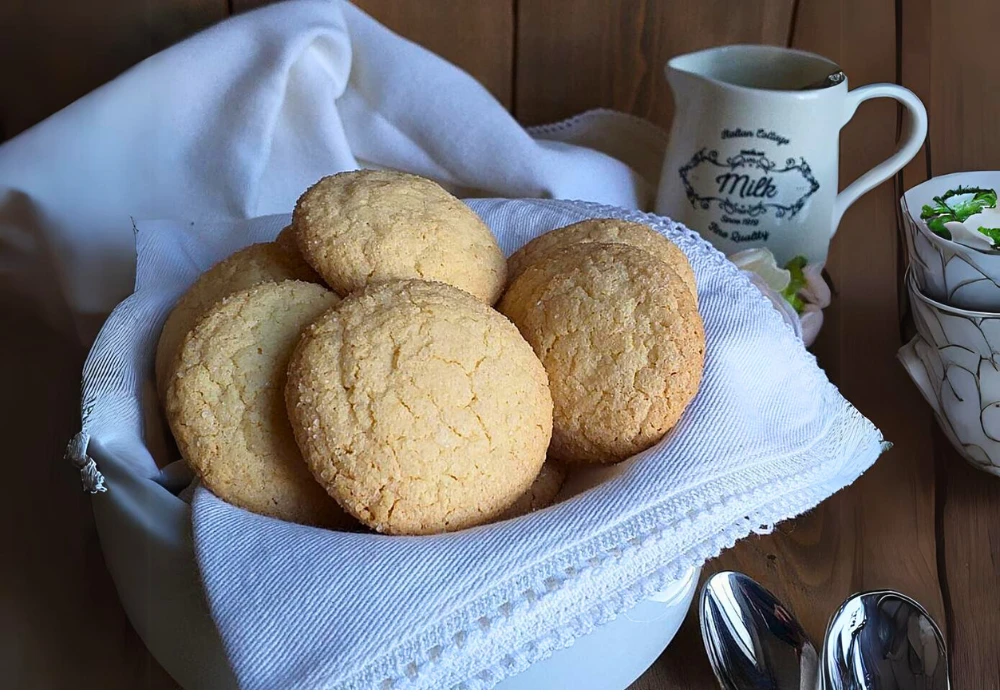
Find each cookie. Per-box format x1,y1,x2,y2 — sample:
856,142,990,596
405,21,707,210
165,281,353,529
291,169,507,303
496,461,567,520
498,243,705,464
508,218,697,298
275,224,300,257
286,279,553,535
155,241,322,398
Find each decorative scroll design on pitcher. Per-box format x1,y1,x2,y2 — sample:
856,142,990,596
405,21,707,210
679,148,820,218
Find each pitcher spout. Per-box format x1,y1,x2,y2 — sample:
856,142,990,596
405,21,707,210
665,44,841,95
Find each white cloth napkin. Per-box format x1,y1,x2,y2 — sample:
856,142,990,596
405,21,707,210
0,0,665,340
0,0,885,689
81,201,884,689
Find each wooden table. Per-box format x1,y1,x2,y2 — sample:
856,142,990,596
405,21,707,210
3,0,999,689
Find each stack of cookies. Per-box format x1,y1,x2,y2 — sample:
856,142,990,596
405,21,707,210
158,170,704,536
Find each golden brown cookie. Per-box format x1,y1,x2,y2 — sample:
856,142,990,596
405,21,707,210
498,243,705,465
496,461,567,520
165,281,353,529
291,169,507,303
286,279,553,535
155,242,322,398
507,218,697,298
275,224,300,257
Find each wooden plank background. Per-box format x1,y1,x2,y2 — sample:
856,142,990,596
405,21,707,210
3,0,999,689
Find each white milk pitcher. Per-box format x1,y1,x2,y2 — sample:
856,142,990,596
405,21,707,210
656,45,927,267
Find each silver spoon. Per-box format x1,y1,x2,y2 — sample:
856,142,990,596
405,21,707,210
700,572,950,690
699,571,819,690
799,70,846,90
822,590,949,690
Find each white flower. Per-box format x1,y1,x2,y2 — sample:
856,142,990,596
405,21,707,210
729,248,831,347
728,248,790,292
800,263,831,308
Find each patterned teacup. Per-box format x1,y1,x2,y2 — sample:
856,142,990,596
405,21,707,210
902,171,1000,312
899,268,1000,475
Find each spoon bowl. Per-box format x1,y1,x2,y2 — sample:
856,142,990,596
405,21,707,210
699,571,819,690
822,590,949,690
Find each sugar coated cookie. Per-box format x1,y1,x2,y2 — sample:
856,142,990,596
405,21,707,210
507,219,698,298
507,218,697,298
292,169,506,303
165,281,352,528
499,243,704,464
275,224,300,258
155,241,321,398
496,461,567,520
286,279,552,535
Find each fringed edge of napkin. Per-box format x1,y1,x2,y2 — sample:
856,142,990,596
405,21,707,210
340,398,884,690
463,414,885,689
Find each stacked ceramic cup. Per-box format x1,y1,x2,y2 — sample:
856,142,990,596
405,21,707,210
899,172,1000,476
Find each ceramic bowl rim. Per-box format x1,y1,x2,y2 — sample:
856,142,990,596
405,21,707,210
901,173,1000,258
906,266,1000,319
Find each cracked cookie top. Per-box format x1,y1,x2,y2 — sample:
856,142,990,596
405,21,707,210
155,241,321,399
165,280,353,529
507,218,697,298
291,169,507,304
285,279,552,535
499,243,705,465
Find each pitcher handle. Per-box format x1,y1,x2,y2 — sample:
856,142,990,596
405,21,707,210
832,84,928,231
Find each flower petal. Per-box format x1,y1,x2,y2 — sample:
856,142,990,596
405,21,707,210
728,248,791,292
800,263,831,308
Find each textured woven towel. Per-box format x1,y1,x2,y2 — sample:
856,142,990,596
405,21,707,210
0,0,883,688
0,0,665,338
80,197,885,689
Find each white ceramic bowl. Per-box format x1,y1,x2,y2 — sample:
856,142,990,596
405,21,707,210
898,268,1000,476
89,442,700,689
902,171,1000,312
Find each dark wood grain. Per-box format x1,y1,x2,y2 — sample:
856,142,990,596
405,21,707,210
230,0,273,10
0,0,225,688
514,0,796,127
910,0,1000,176
900,0,1000,688
759,0,943,632
0,0,227,139
3,0,1000,690
353,0,515,108
632,0,947,689
933,440,1000,689
0,304,177,688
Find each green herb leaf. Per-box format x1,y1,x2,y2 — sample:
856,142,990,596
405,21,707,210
781,255,807,313
920,207,953,238
948,188,996,219
919,186,998,240
978,226,1000,248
